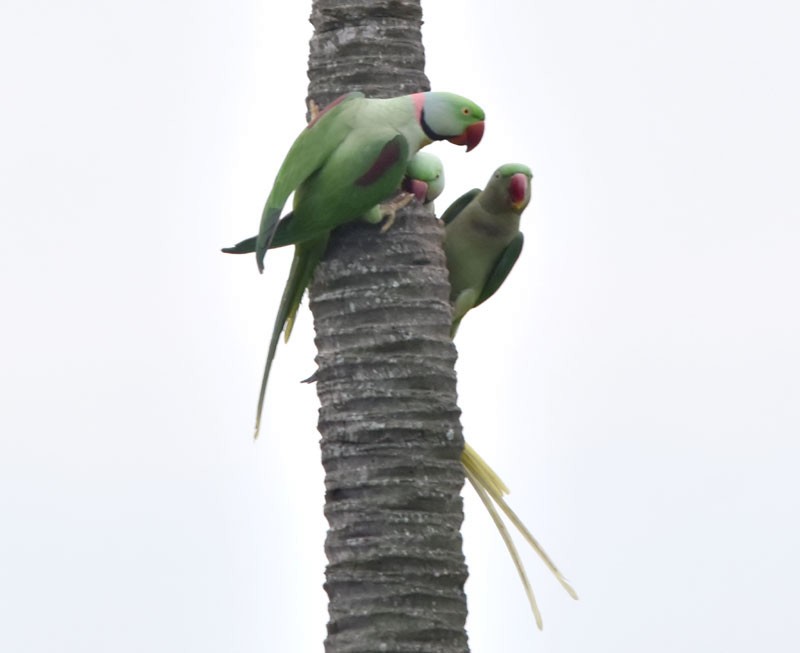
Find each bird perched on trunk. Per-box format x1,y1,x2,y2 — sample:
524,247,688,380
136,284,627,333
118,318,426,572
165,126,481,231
253,91,485,272
442,163,531,336
444,163,576,627
223,149,450,437
227,92,482,436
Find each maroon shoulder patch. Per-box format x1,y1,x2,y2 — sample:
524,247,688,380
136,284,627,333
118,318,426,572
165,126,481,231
355,137,404,187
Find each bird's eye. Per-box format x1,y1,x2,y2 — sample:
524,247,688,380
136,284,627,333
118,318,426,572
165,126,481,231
462,108,470,115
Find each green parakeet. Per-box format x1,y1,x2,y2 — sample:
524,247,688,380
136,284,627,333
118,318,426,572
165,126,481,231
253,91,485,272
442,163,532,336
226,92,482,436
402,151,445,207
223,151,450,437
444,164,576,627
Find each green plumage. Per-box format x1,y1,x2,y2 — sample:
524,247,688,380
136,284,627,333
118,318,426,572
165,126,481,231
403,151,445,205
442,163,533,336
254,91,485,272
223,153,448,436
225,91,483,437
444,164,577,627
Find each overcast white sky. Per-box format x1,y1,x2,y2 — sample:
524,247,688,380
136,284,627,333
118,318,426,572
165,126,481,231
2,1,799,652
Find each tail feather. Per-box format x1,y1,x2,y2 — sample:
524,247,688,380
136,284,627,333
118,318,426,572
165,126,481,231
253,235,329,438
462,442,509,497
490,483,579,600
464,465,543,630
282,266,309,344
460,440,579,622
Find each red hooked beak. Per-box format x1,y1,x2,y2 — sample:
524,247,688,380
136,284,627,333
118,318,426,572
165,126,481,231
448,120,485,152
403,178,429,203
509,173,528,209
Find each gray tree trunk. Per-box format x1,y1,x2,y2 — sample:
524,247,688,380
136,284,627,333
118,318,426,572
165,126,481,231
306,1,469,652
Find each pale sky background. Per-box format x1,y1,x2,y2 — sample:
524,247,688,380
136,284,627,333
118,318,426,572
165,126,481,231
2,1,799,652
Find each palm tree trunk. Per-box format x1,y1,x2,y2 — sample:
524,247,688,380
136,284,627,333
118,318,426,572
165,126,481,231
306,2,469,651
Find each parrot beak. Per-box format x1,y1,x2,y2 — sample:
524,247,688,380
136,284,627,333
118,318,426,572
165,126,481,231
448,121,485,151
403,178,430,204
509,173,528,209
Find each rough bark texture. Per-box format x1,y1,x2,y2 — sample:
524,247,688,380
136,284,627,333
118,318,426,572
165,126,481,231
306,2,469,652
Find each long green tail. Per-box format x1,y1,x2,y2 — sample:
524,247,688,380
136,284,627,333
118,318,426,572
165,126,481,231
253,235,329,438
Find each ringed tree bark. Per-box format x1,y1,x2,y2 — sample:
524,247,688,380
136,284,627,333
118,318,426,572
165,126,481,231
304,1,470,651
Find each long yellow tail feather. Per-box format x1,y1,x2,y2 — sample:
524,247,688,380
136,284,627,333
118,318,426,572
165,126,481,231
464,465,543,630
460,440,579,626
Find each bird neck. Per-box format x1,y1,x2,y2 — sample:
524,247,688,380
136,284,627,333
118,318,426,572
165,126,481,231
368,96,428,159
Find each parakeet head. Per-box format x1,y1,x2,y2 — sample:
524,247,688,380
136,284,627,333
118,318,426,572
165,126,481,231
403,152,445,204
417,92,485,152
486,163,533,213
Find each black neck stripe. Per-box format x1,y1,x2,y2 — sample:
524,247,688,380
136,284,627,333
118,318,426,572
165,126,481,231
420,108,444,141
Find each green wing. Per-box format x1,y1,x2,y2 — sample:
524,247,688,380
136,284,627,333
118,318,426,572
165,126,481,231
221,235,256,255
475,232,524,307
440,188,480,225
255,92,364,272
230,125,410,257
221,212,301,254
267,131,409,247
253,235,329,438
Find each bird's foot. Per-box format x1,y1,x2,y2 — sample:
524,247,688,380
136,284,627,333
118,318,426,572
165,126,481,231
378,192,415,233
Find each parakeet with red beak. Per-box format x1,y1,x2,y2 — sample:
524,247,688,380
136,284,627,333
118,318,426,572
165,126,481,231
227,92,482,436
402,151,445,207
223,151,450,437
442,163,531,336
254,91,485,272
443,164,576,627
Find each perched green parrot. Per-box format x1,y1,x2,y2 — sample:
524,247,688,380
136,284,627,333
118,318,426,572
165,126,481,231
223,152,448,437
253,91,484,272
441,163,532,336
401,151,446,209
443,164,576,627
